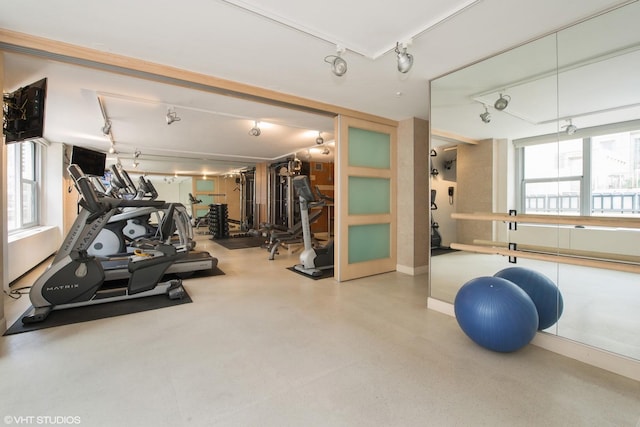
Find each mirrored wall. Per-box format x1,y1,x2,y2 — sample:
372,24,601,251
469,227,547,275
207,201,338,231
429,1,640,361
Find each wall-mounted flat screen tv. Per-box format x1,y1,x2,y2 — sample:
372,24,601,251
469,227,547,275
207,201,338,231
3,78,47,144
71,146,107,177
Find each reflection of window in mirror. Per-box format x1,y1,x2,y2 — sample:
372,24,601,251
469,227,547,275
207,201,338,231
516,129,640,216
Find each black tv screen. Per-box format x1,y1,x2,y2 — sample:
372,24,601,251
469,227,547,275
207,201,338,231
3,78,47,143
72,146,106,177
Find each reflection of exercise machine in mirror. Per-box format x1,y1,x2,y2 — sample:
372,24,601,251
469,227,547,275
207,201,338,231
292,175,334,277
188,193,208,229
429,149,442,250
237,169,256,231
251,159,307,258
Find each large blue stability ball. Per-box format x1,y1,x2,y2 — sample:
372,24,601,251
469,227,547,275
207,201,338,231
454,276,539,353
494,267,563,330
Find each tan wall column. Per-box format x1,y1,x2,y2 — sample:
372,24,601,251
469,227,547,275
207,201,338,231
397,117,430,275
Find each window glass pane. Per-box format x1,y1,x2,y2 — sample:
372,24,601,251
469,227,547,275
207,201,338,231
591,130,640,216
22,182,36,225
524,181,580,214
592,131,639,190
21,141,36,180
524,139,582,179
7,144,18,231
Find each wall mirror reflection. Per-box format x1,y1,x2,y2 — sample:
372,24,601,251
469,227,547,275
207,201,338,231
429,1,640,361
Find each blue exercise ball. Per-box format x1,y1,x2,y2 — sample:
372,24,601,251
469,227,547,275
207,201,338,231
454,276,539,353
494,267,563,330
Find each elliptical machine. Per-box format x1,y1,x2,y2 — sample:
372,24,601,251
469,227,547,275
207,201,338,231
292,175,334,277
22,164,186,324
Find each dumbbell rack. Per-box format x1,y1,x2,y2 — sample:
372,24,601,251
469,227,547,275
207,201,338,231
208,203,229,239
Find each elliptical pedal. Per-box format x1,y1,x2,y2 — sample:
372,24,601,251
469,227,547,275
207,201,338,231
21,306,53,324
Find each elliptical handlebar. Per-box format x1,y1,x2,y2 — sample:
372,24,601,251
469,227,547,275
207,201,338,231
110,164,136,196
69,164,167,213
138,176,159,200
68,164,104,214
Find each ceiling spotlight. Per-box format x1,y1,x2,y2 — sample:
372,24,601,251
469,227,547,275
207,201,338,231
324,47,347,77
395,42,414,74
166,108,181,125
494,93,511,111
322,147,330,155
249,121,261,137
480,106,491,123
102,120,112,135
108,142,116,154
133,149,141,168
563,119,578,135
316,131,324,145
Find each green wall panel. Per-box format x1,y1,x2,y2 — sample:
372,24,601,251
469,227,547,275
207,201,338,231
199,194,215,205
348,223,390,263
196,180,214,192
348,127,391,169
348,176,390,215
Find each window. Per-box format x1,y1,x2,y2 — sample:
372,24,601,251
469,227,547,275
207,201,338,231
517,127,640,217
7,141,40,232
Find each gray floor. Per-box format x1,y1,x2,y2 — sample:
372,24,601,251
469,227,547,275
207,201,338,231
2,235,639,427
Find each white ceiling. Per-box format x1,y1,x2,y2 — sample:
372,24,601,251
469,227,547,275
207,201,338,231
430,1,640,144
0,0,634,175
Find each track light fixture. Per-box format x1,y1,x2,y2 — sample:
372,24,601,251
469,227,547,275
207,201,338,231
395,42,414,73
563,119,578,135
249,121,261,137
480,105,491,123
494,93,511,111
132,149,141,168
166,108,181,125
324,47,347,77
316,131,324,145
102,120,112,135
108,141,116,154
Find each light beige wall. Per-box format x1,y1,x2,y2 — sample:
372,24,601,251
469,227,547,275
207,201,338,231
397,117,430,275
457,140,495,244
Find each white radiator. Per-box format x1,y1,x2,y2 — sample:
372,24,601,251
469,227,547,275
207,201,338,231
7,226,60,285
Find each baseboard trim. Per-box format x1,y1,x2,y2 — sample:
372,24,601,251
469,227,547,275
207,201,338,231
426,297,640,381
396,264,429,276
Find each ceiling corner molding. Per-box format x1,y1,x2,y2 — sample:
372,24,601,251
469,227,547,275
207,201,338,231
431,128,479,145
